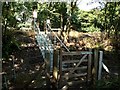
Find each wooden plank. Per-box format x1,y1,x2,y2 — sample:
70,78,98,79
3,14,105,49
62,51,92,55
59,50,93,88
51,28,61,31
63,73,87,78
62,59,88,64
69,54,87,74
62,66,87,71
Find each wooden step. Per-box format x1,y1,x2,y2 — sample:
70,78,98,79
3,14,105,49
62,51,92,55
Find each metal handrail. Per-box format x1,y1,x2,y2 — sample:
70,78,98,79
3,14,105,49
46,23,70,52
34,22,54,71
41,33,53,53
34,22,40,34
34,22,53,54
37,33,53,54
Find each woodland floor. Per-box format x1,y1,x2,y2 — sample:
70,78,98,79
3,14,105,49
2,30,120,89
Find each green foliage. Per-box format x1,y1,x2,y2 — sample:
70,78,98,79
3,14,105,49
2,2,40,59
95,76,120,88
2,29,21,59
104,2,120,52
77,2,120,33
78,9,102,32
70,8,81,31
2,2,120,59
37,2,68,29
2,2,33,29
103,2,120,33
2,2,26,59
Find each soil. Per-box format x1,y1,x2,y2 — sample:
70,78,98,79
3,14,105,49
2,31,46,89
2,30,120,89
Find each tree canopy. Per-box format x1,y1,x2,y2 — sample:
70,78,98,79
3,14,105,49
2,1,120,58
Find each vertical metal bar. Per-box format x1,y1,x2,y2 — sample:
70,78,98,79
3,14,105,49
50,51,53,72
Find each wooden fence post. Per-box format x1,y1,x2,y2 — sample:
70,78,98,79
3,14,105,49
3,73,8,89
45,50,50,88
58,48,62,88
54,36,57,45
87,49,92,83
53,49,58,81
98,51,103,80
93,48,99,83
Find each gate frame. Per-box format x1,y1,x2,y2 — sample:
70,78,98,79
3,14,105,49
58,48,93,88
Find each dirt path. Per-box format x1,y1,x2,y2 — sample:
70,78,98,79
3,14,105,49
2,32,47,89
